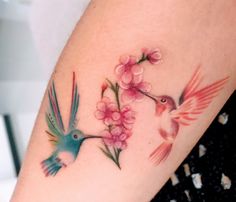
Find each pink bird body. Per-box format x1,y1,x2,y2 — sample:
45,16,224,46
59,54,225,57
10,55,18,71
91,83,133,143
149,67,229,165
150,109,179,165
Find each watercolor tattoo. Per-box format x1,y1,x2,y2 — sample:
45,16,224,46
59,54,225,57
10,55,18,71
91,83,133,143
147,67,229,165
42,47,228,176
41,73,101,176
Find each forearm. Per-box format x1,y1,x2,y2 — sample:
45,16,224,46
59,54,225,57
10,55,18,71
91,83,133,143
12,0,236,202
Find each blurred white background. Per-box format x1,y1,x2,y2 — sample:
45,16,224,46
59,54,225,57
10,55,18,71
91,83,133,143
0,0,90,201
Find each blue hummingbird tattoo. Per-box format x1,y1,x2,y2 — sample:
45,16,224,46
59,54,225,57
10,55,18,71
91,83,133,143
41,72,101,176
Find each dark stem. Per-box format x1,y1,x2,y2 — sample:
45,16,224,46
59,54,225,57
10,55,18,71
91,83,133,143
137,53,147,64
114,83,121,111
115,158,121,169
113,147,121,169
106,79,121,111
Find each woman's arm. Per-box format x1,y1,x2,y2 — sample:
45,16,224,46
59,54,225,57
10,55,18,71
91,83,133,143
12,1,236,201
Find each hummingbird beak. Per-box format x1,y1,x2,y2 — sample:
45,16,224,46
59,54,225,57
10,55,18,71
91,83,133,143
137,89,157,103
84,134,102,139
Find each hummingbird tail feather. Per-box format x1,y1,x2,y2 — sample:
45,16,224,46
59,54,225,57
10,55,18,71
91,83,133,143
41,156,64,176
149,142,172,165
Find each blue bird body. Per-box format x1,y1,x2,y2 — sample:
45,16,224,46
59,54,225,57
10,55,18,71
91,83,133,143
42,130,87,176
58,130,85,158
41,73,100,176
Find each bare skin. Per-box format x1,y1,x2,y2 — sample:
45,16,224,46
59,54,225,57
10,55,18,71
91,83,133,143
12,1,236,202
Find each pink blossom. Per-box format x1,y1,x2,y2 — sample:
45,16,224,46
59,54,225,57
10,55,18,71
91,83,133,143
101,126,131,149
119,78,152,103
118,106,135,129
101,82,108,92
101,82,108,97
95,97,120,125
115,55,143,84
142,48,162,64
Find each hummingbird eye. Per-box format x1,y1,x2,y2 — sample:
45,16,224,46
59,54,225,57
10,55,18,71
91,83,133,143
73,134,78,140
160,98,167,103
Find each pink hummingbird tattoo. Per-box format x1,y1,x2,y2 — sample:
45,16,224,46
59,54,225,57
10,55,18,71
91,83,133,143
146,66,229,165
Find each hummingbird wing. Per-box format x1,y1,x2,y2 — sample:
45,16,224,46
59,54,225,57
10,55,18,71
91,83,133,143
45,80,65,139
68,72,80,132
171,66,229,126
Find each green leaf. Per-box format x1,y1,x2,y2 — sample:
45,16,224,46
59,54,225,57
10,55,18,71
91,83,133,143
106,79,116,92
100,147,114,160
100,145,121,169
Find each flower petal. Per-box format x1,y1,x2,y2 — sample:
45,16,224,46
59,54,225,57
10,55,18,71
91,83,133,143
108,103,117,111
139,82,152,92
123,113,135,124
132,74,143,84
119,55,130,64
112,111,121,121
147,49,162,64
135,92,144,102
121,105,131,112
96,101,106,111
111,126,122,136
123,122,133,130
121,90,135,103
128,56,138,65
121,71,133,84
114,141,123,149
119,133,128,141
131,65,143,75
94,110,105,120
118,81,130,89
102,96,111,103
103,137,113,146
115,64,125,76
120,141,127,150
100,130,111,137
104,117,113,125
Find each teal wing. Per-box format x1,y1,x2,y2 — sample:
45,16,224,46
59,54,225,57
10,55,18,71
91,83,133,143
45,81,65,141
68,72,80,132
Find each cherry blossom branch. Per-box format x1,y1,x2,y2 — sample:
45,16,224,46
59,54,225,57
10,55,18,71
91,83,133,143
95,48,161,169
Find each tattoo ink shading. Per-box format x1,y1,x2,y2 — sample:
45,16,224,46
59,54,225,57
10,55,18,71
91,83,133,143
41,72,101,176
42,47,228,175
95,48,161,168
146,67,229,165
